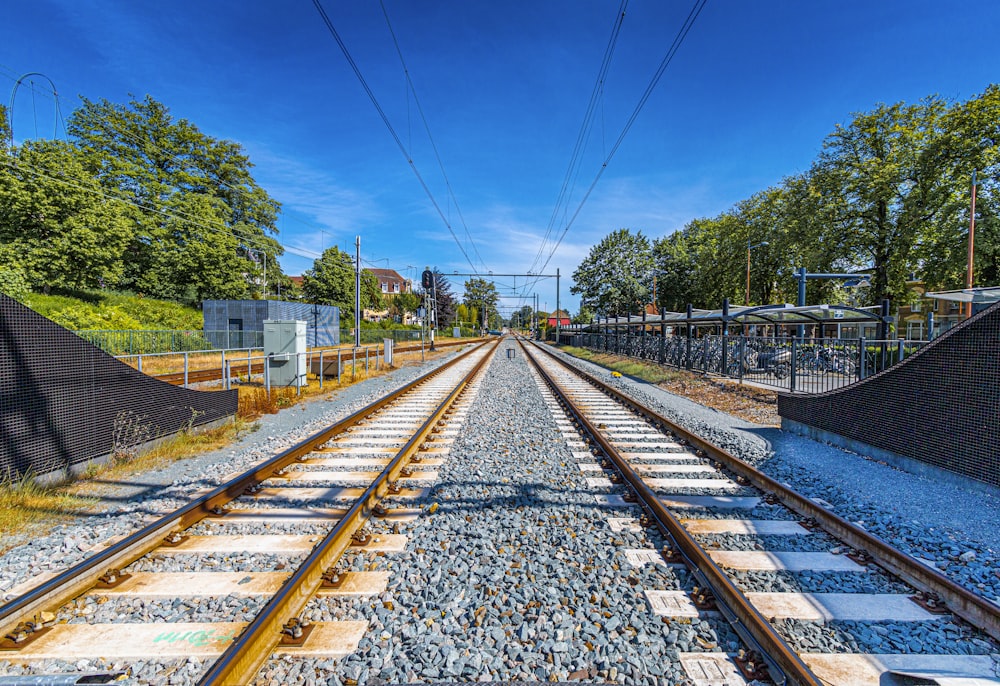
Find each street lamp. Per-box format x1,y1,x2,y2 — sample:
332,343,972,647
746,241,768,306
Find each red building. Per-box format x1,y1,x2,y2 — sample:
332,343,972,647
547,310,571,327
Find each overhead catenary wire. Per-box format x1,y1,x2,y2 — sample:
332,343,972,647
533,0,707,282
310,0,482,275
379,0,487,274
525,0,629,283
522,0,707,309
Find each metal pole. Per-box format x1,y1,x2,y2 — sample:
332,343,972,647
337,350,342,384
183,352,189,388
556,267,561,342
319,350,324,390
746,242,751,307
967,170,978,319
224,360,230,390
264,357,270,395
355,235,361,348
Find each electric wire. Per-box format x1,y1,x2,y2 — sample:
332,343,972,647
532,0,708,284
311,0,481,275
379,0,487,274
525,0,628,284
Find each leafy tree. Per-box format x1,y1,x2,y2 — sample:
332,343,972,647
67,96,283,301
571,228,653,315
421,270,457,327
390,291,421,321
572,304,594,324
462,277,499,327
301,247,382,313
0,139,132,292
809,98,950,304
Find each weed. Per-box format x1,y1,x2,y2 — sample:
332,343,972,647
111,410,154,465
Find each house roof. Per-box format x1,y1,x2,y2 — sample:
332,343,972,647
369,268,405,283
548,310,571,319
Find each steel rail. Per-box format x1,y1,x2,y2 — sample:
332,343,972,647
197,339,499,685
520,339,822,686
528,339,1000,643
0,340,490,642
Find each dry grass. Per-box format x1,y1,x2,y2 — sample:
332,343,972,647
558,345,780,426
0,473,96,551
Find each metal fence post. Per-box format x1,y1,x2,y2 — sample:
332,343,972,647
224,360,230,390
221,350,226,385
366,347,369,373
859,337,866,380
264,356,270,395
353,347,357,377
790,338,798,392
184,352,189,388
247,349,252,382
337,350,342,384
296,352,302,396
898,339,904,363
319,350,324,390
738,336,745,383
137,355,143,374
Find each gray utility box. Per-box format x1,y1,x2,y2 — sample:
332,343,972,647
264,320,306,387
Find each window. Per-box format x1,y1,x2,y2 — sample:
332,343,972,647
381,282,388,293
911,300,921,313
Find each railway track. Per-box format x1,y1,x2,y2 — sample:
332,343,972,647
152,339,482,386
0,340,497,684
521,337,1000,685
2,335,996,684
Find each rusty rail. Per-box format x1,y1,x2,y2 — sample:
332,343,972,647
527,339,1000,644
196,339,499,684
521,339,822,686
0,340,492,643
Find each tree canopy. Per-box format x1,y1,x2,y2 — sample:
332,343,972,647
576,86,1000,313
301,246,382,315
571,228,653,315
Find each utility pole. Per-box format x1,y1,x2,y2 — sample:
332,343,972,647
354,236,361,348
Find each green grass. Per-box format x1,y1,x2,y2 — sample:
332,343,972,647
559,345,685,385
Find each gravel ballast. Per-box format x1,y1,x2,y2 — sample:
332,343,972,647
1,338,998,683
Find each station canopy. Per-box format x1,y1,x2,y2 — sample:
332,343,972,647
922,286,1000,303
572,303,886,330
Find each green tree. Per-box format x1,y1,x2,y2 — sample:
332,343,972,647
571,228,653,315
0,139,132,292
809,98,950,304
572,304,594,324
462,277,499,327
67,96,283,301
301,247,382,313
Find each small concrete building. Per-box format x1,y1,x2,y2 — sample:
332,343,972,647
203,300,340,348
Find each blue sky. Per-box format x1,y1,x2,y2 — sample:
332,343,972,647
3,1,999,316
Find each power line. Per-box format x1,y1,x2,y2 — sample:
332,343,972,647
527,0,629,281
530,0,708,288
379,0,487,273
310,0,481,275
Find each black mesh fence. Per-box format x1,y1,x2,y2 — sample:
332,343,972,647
778,299,1000,489
1,295,238,480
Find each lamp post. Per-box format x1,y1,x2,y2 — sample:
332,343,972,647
746,241,768,306
966,170,980,319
